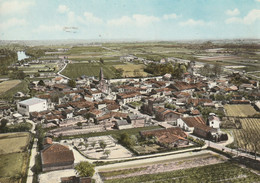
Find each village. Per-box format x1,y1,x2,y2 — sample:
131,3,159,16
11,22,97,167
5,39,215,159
1,49,260,183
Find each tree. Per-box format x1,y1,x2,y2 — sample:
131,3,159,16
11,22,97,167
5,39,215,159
11,70,26,79
119,133,133,147
115,68,124,79
77,122,82,128
0,119,8,128
212,63,222,77
68,79,76,88
99,140,107,151
103,150,110,157
99,58,104,64
74,161,95,177
38,80,45,86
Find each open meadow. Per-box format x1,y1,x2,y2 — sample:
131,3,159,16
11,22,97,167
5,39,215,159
0,132,31,183
224,104,258,117
0,80,21,94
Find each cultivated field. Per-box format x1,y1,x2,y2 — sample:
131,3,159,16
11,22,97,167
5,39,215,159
101,162,260,183
232,118,260,153
61,62,117,79
61,61,149,79
0,132,31,183
224,104,258,117
0,80,21,94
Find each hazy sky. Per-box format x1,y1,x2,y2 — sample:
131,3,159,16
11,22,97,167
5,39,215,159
0,0,259,40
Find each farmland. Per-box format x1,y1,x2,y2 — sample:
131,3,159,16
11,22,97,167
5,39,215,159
0,80,21,94
0,80,29,100
0,132,31,183
232,118,260,153
61,61,149,79
224,104,258,117
61,62,118,79
101,161,260,183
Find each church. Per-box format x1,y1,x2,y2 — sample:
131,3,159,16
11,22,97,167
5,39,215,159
96,67,110,94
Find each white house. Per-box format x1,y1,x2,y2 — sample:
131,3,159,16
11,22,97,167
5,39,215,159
177,116,206,132
17,97,47,115
208,113,221,129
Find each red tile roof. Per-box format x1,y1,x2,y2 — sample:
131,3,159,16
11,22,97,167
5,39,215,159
41,144,74,165
181,116,206,128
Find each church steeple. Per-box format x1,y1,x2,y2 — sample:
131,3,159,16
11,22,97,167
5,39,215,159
99,67,104,81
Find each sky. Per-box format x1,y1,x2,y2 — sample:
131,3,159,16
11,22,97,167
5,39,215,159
0,0,260,40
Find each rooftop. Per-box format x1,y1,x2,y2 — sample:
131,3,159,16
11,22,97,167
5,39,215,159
19,97,46,106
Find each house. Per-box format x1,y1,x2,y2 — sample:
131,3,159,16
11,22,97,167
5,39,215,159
140,127,188,148
117,92,141,105
208,113,221,129
193,123,218,140
177,116,206,132
41,143,74,172
154,107,181,122
127,114,146,128
115,120,132,130
17,97,47,115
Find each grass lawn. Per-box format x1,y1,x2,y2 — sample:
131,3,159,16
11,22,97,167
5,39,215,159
0,153,28,181
0,80,29,100
0,80,21,94
103,162,260,183
0,132,31,183
0,132,30,154
114,63,148,77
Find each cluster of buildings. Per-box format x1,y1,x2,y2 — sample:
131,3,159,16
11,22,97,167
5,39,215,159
11,62,259,142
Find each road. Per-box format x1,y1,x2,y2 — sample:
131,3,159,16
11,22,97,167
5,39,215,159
189,133,260,161
57,61,70,80
26,139,38,183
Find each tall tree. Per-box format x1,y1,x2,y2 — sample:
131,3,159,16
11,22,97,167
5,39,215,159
68,79,76,88
74,161,95,177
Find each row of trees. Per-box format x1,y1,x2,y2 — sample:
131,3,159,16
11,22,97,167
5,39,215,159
144,62,187,78
0,49,18,75
199,63,222,77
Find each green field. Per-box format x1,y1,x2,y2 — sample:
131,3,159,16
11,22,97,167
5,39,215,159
0,80,29,100
61,62,118,79
103,162,260,183
0,132,30,154
0,80,21,94
0,132,31,183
